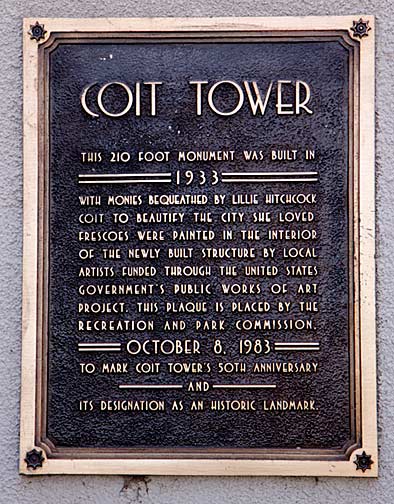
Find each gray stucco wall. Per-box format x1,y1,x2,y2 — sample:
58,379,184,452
0,0,392,502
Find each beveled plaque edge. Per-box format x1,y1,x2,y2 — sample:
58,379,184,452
20,16,377,477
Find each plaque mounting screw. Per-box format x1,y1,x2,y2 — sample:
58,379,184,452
28,21,47,42
350,18,371,39
354,451,373,472
25,449,44,470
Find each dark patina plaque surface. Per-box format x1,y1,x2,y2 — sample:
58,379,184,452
45,39,352,452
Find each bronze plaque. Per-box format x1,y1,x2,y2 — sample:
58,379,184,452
21,17,377,476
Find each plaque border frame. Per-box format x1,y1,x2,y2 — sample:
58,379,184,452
21,16,377,477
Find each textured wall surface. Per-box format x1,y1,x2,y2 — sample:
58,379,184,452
0,1,392,502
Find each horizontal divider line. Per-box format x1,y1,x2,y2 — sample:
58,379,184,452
222,171,318,176
222,178,318,183
275,342,320,346
119,384,183,389
275,347,320,349
78,346,121,348
78,343,121,346
78,346,121,349
79,173,171,177
78,180,172,184
78,346,120,348
212,384,277,389
274,348,320,351
274,345,320,348
78,348,121,352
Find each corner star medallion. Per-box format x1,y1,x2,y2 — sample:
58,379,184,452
354,451,373,472
25,449,45,470
351,18,371,39
28,21,47,42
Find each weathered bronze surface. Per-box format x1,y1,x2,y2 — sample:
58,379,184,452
21,17,377,477
46,39,352,451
